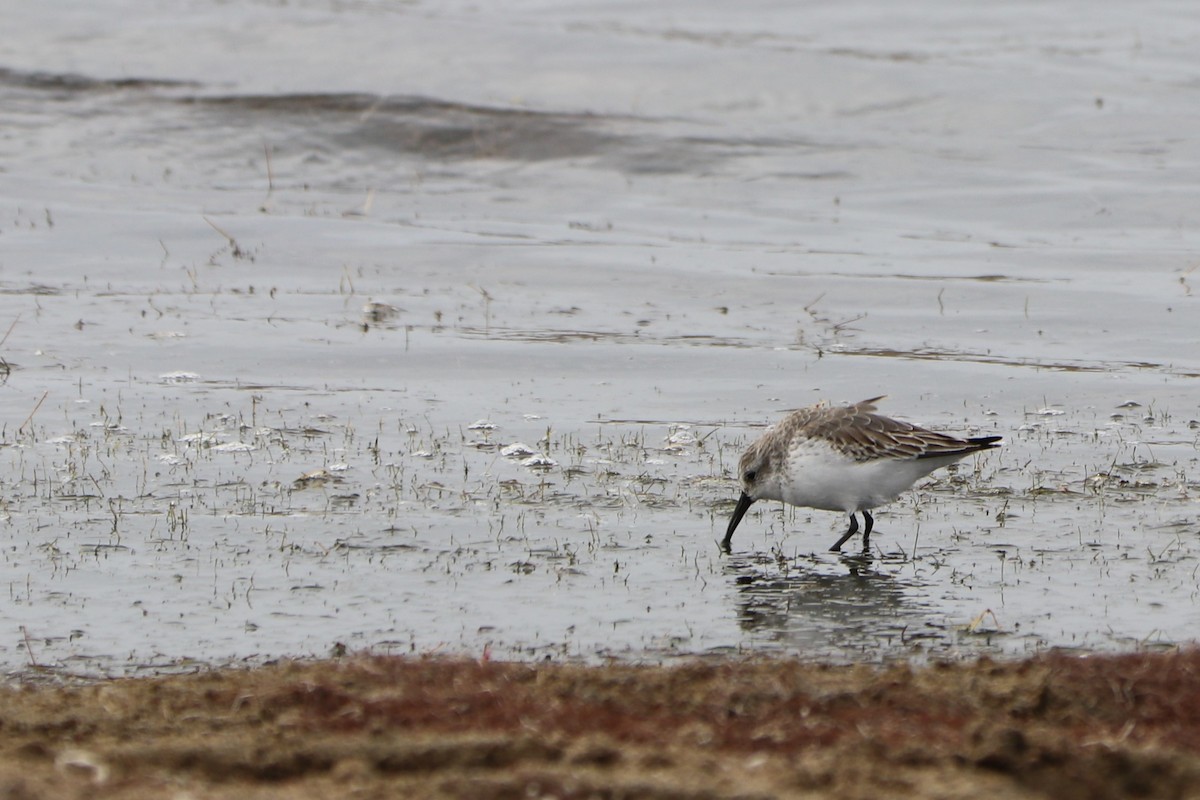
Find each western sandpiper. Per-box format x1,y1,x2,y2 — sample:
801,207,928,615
723,396,1001,553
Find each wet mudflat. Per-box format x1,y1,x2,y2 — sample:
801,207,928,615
0,287,1194,672
0,0,1199,794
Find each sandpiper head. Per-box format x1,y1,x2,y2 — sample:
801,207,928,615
722,440,776,550
736,436,783,501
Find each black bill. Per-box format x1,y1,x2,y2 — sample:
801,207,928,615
721,491,755,551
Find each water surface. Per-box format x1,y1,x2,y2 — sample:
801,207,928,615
0,0,1197,676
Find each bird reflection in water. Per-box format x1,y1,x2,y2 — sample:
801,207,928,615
724,550,947,658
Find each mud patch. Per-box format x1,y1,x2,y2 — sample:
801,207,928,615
2,650,1199,799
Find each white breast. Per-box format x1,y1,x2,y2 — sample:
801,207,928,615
776,441,951,513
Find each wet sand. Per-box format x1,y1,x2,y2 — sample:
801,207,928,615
4,650,1199,799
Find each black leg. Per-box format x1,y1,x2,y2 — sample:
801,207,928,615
829,513,859,552
861,510,874,552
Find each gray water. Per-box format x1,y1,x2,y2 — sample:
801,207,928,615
0,1,1197,676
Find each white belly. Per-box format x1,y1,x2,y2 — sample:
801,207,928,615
778,448,951,513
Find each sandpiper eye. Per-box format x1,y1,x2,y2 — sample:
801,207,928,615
743,469,757,483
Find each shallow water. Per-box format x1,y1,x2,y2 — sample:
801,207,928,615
0,1,1197,676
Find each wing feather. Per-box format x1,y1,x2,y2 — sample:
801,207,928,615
795,398,999,462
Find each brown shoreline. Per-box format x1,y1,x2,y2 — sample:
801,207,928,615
2,649,1198,799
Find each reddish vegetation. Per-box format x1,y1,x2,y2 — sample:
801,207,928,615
0,649,1198,798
